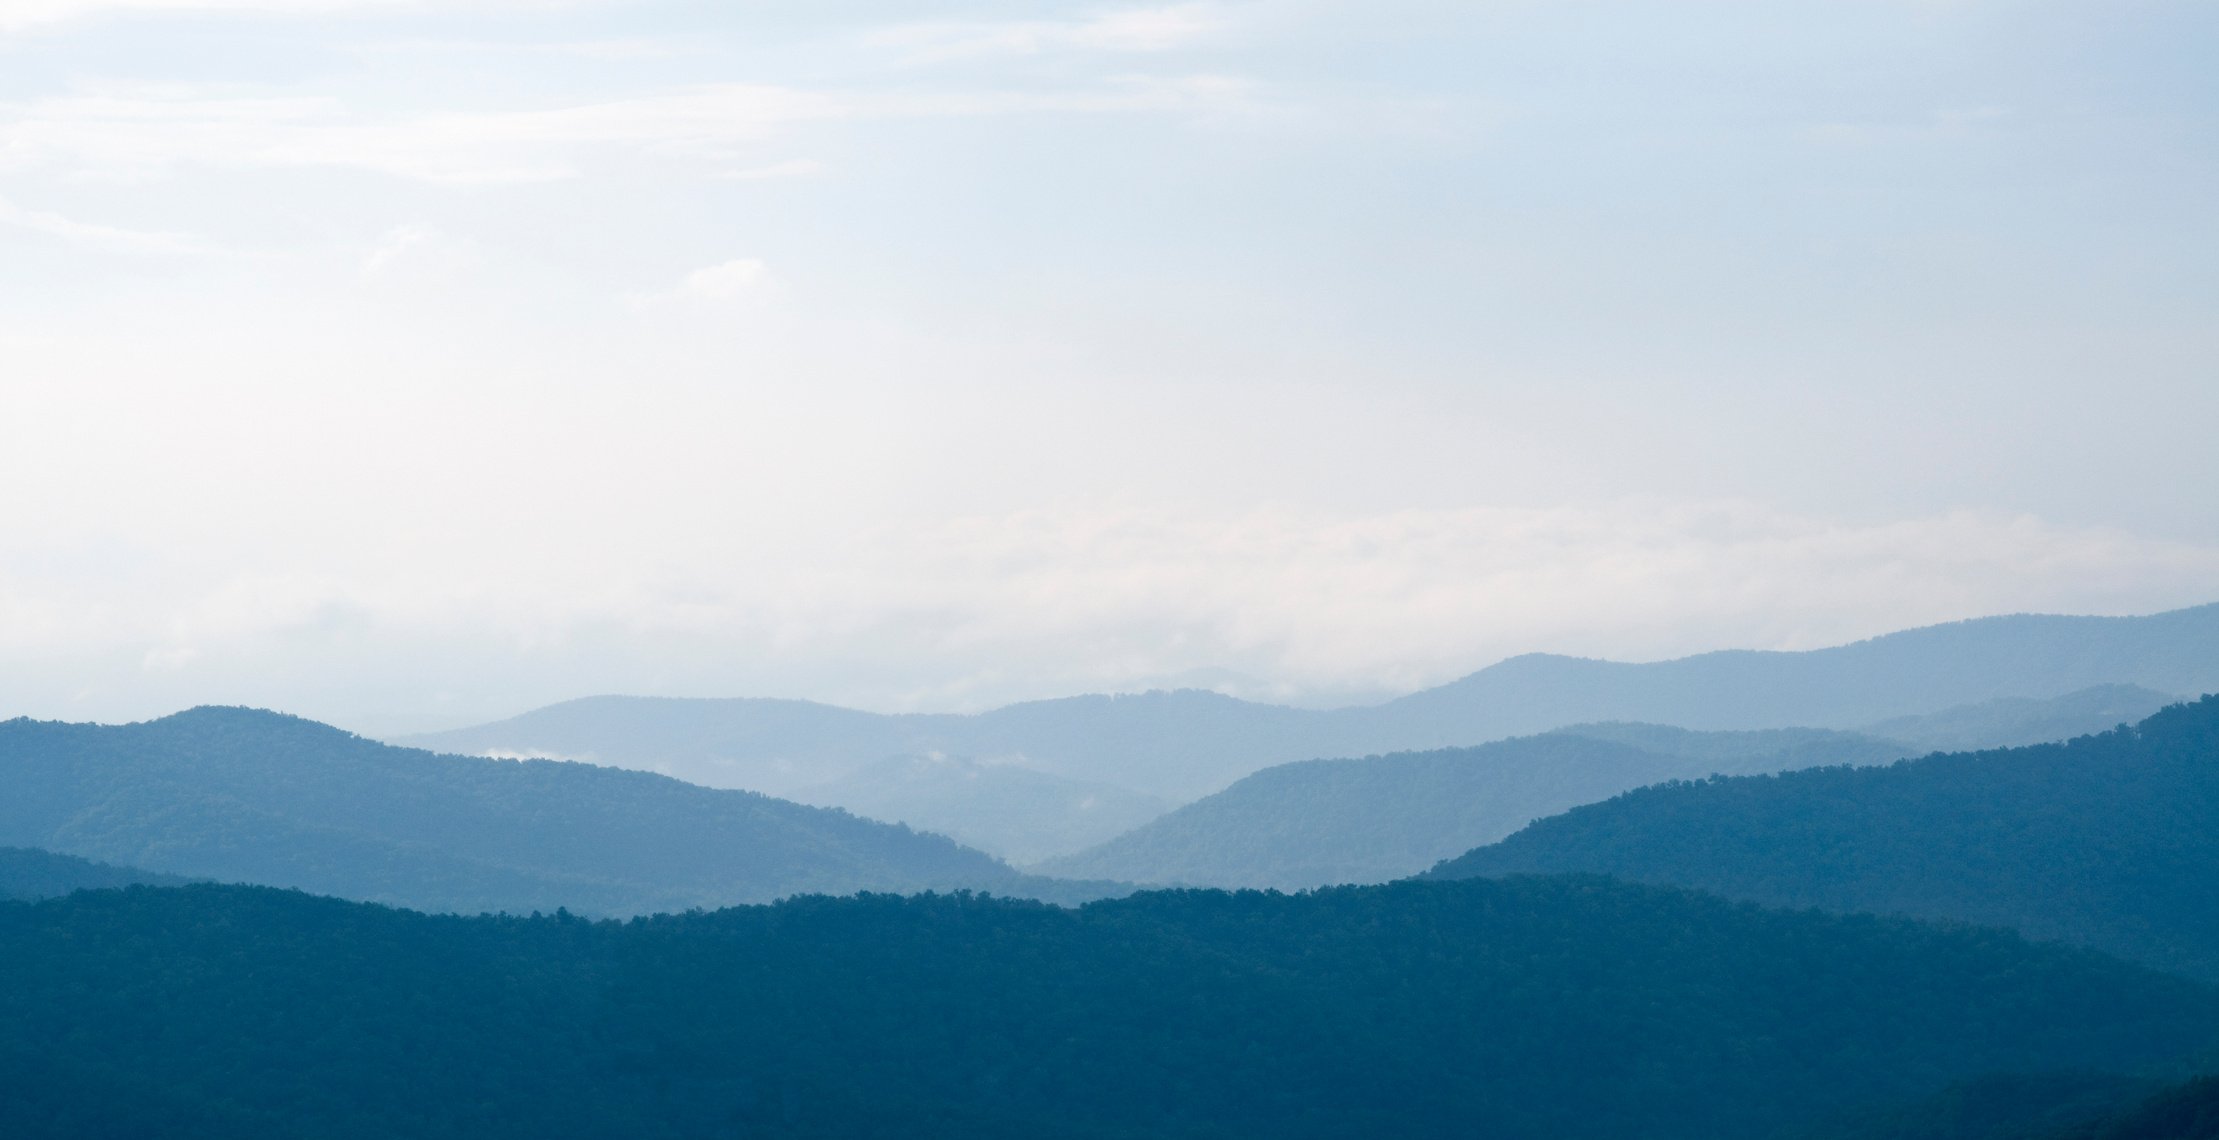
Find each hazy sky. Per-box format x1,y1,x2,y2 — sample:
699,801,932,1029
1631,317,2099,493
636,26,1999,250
3,0,2216,733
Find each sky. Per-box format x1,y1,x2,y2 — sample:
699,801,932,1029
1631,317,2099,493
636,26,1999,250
2,0,2216,734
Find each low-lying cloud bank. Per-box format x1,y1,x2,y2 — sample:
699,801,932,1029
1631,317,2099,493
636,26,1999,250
3,500,2213,735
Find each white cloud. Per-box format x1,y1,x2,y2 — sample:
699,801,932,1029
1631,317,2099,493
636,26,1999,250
751,503,2219,706
1802,105,2012,147
1076,4,1229,51
361,223,427,273
0,85,854,183
872,5,1230,63
0,78,1256,183
140,645,200,671
626,257,774,310
359,223,479,277
715,157,825,182
673,258,770,302
0,193,214,253
0,0,548,33
2,500,2213,731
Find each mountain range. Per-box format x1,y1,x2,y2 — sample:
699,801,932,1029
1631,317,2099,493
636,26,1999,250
786,754,1170,865
398,604,2216,859
1033,723,1909,888
7,607,2219,1137
0,707,1122,915
0,846,185,901
1865,683,2176,754
1,674,2192,916
1431,695,2219,980
1034,690,2188,889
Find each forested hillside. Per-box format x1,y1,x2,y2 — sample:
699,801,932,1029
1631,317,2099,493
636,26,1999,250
1551,721,1911,768
1798,1073,2170,1140
0,708,1117,915
0,846,184,900
1,876,2213,1140
1805,1072,2219,1140
1864,684,2177,754
2058,1076,2219,1140
1036,726,1905,888
1432,696,2219,979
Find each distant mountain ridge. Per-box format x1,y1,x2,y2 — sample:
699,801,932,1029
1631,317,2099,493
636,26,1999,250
789,755,1170,865
1035,724,1911,888
1368,605,2218,743
0,707,1124,915
395,604,2219,861
400,689,1340,804
0,847,185,901
1863,683,2177,754
1431,695,2219,980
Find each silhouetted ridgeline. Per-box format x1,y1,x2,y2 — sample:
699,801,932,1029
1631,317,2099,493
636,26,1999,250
0,846,185,900
1034,725,1906,888
1432,695,2219,979
1371,606,2216,744
400,688,1343,804
1865,683,2177,754
395,605,2219,859
2,876,2214,1140
790,754,1170,865
0,707,1123,915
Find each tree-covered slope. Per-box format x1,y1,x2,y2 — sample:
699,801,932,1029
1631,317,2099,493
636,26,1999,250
0,707,1116,915
1432,696,2219,979
0,846,185,901
1036,727,1906,889
1802,1072,2219,1140
2061,1076,2219,1140
1797,1073,2170,1140
1,876,2213,1140
1863,683,2178,755
1550,720,1911,767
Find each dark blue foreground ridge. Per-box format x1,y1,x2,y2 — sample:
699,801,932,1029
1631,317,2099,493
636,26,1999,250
1431,694,2219,980
0,873,2212,1139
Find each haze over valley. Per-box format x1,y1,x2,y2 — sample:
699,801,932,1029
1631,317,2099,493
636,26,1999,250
7,1,2219,1137
403,606,2210,866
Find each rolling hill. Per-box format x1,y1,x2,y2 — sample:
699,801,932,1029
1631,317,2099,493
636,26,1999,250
1863,683,2178,754
0,707,1121,915
0,846,185,901
788,754,1170,865
1035,725,1909,888
1368,605,2219,744
1431,696,2219,980
399,688,1338,804
395,605,2219,860
1,875,2213,1139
